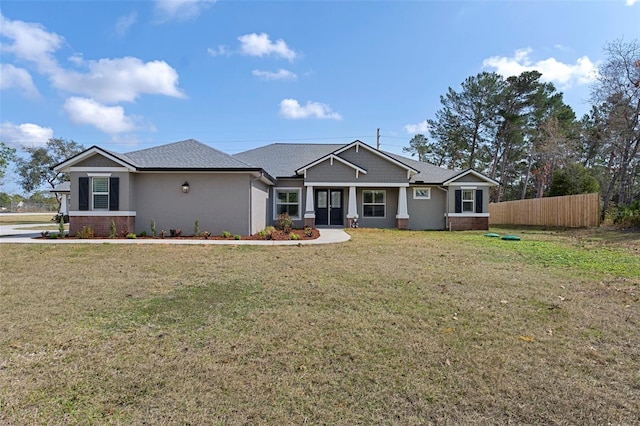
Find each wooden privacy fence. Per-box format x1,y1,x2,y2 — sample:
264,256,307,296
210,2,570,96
489,193,600,227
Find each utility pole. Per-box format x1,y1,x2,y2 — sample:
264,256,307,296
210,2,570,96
376,128,380,150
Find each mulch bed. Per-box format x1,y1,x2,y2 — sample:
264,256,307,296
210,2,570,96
38,228,320,241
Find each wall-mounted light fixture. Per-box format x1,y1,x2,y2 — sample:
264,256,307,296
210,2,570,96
181,181,190,193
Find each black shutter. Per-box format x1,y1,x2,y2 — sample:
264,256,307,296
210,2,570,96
79,177,89,211
475,189,483,213
454,190,462,213
109,177,119,211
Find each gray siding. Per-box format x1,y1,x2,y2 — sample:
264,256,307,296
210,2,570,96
269,179,305,228
446,186,490,213
407,186,447,230
75,154,123,168
134,173,252,236
305,160,361,182
355,187,398,228
251,180,269,234
69,171,132,211
337,146,409,183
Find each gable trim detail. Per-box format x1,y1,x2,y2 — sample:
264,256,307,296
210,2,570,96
295,154,368,176
332,140,419,174
54,146,137,172
442,169,499,186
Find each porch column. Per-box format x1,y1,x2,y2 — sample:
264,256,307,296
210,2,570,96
346,186,358,227
304,185,315,227
396,186,409,229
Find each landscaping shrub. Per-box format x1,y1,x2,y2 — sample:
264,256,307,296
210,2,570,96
76,226,94,239
277,213,293,232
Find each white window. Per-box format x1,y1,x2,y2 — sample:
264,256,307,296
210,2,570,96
462,189,474,212
92,177,109,210
363,190,385,218
274,188,301,219
413,187,431,200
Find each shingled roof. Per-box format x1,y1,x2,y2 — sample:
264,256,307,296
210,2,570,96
122,139,256,170
234,143,344,178
234,142,461,184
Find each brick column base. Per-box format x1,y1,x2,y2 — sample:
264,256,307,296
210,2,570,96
448,216,489,231
70,216,136,237
304,217,315,228
396,218,409,230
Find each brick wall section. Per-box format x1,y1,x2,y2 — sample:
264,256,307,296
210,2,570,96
70,216,136,237
448,216,489,231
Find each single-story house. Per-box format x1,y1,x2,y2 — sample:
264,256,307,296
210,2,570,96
53,139,499,237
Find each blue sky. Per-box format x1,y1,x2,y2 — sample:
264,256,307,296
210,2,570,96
1,0,639,193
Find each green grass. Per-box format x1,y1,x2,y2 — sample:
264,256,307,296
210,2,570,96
1,228,638,424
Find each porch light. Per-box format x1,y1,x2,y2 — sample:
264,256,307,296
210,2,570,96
181,181,190,193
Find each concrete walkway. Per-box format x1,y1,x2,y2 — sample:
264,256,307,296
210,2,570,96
0,223,351,245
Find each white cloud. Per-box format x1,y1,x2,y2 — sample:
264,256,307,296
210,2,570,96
626,0,637,5
0,11,63,74
64,97,137,134
1,13,185,104
0,122,53,148
483,48,598,89
154,0,215,22
52,57,185,104
252,69,297,81
115,11,138,37
279,99,342,120
239,33,297,61
404,120,430,134
207,45,229,57
0,63,39,98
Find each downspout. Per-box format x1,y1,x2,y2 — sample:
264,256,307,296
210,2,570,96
437,186,450,231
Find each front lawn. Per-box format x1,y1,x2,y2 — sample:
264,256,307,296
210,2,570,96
1,228,638,424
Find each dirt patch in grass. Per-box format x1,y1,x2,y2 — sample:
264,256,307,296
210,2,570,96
1,228,638,424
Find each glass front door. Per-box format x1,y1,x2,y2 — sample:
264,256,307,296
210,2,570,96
315,189,343,226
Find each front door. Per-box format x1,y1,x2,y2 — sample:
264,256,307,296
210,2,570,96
315,189,343,226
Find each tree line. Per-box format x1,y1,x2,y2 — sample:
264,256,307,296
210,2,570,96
403,39,639,217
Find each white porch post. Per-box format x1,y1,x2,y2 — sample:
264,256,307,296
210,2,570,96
396,186,409,229
347,186,357,218
347,186,358,227
304,185,315,227
60,194,68,215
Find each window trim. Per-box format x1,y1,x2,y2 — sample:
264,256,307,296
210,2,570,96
273,187,302,220
413,187,431,200
462,189,474,213
92,177,109,211
362,189,386,218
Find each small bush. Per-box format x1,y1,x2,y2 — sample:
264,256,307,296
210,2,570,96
277,213,293,232
290,233,300,240
613,201,640,228
170,229,182,237
109,220,117,238
258,225,276,239
202,231,211,239
58,215,65,236
126,233,137,239
151,219,157,238
194,219,200,237
41,231,49,238
234,234,241,240
139,230,147,237
49,233,59,239
160,230,167,239
222,231,231,238
76,226,94,239
304,226,313,237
